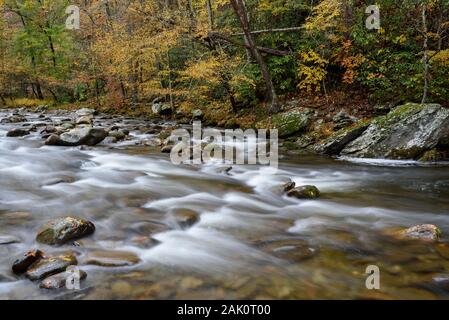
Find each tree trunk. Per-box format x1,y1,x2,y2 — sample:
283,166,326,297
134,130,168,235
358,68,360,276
421,5,429,105
230,0,279,113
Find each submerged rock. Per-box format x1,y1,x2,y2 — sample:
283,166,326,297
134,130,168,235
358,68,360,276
109,129,127,141
45,127,107,146
172,209,199,228
287,185,320,199
1,115,27,123
36,217,95,245
40,267,87,289
0,235,21,245
399,224,441,242
82,250,140,267
272,109,313,138
26,254,78,280
340,103,449,159
12,250,44,274
6,128,30,137
282,181,296,193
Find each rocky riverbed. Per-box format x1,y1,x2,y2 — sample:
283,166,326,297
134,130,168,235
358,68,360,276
1,107,449,299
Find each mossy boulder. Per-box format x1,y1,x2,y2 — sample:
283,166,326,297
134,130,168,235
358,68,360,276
287,185,320,199
36,217,95,245
272,108,313,138
418,149,445,162
340,103,449,159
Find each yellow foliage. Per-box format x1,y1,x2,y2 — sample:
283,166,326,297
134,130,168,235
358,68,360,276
430,49,449,67
297,50,328,92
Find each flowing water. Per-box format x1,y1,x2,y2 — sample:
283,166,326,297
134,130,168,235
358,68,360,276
1,109,449,300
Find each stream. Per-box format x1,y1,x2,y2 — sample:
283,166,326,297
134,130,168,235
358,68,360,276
1,109,449,300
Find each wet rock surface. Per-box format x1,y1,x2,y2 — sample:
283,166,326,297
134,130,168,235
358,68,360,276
287,185,320,199
82,250,140,267
6,128,30,137
40,268,87,289
12,250,44,274
45,127,108,147
272,108,313,138
36,217,96,245
26,254,78,280
399,224,442,242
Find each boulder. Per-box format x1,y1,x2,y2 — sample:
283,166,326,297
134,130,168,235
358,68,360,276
1,115,27,124
272,109,313,138
282,181,296,193
314,122,370,155
36,217,95,245
399,224,441,242
12,250,44,274
152,103,172,116
332,110,357,130
341,104,449,159
287,185,320,199
76,108,96,117
40,268,87,289
45,127,108,147
6,128,30,137
109,129,127,141
76,116,93,125
26,254,78,280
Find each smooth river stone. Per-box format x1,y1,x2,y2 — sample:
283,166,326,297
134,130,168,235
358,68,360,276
40,269,87,289
26,255,78,280
36,217,95,245
12,250,45,274
82,250,140,267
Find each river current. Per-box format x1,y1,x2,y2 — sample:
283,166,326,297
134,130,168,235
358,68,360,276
1,109,449,299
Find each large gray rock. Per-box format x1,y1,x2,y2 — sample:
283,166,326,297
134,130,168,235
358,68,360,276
340,103,449,159
76,115,93,125
272,108,313,138
36,217,95,245
314,123,370,155
1,115,27,123
76,108,96,117
45,127,107,146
